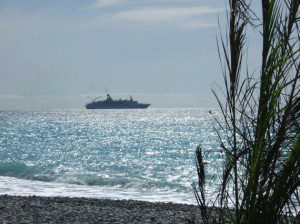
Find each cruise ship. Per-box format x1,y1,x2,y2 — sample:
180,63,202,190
85,94,150,109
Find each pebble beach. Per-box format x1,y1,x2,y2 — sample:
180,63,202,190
0,195,201,223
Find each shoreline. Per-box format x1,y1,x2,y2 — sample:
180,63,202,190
0,175,196,205
0,194,201,223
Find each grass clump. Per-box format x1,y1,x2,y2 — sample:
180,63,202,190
194,0,300,223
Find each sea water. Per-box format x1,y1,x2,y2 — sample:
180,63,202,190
0,109,224,204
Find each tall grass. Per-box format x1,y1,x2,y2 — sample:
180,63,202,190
194,0,299,223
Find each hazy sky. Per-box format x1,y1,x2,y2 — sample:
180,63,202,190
0,0,260,109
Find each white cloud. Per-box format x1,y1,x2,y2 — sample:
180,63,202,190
87,0,125,9
87,0,199,9
96,6,223,29
180,21,216,29
106,6,223,22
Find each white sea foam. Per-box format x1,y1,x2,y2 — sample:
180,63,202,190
0,176,196,204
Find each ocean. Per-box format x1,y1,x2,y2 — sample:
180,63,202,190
0,109,223,204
